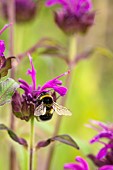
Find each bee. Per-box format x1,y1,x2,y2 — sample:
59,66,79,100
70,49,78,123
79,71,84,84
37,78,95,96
34,92,72,121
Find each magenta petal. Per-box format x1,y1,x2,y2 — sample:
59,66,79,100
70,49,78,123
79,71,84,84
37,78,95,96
76,156,89,170
27,54,36,90
46,0,66,6
97,144,113,160
0,40,5,56
18,78,30,88
64,156,89,170
64,163,83,170
19,79,32,93
99,165,113,170
40,71,69,96
96,146,108,160
46,0,59,6
46,0,92,13
77,0,92,11
90,132,113,143
54,86,67,96
89,120,109,131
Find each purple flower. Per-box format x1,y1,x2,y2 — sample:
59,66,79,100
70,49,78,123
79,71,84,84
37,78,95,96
46,0,95,35
87,120,113,168
0,40,5,57
99,165,113,170
64,156,89,170
12,54,69,121
0,30,15,78
1,0,39,23
64,155,113,170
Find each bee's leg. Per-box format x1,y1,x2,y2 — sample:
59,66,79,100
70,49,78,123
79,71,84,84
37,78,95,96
56,95,60,100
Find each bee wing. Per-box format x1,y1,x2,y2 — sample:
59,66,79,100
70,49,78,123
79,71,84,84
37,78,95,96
34,102,46,116
53,102,72,116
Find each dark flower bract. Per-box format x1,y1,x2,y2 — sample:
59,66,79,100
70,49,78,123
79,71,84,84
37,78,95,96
1,0,39,22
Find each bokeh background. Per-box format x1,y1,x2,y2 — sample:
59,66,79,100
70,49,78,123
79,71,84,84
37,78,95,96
0,0,113,170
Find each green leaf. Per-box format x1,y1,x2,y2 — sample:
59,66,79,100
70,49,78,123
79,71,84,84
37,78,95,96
95,47,113,58
52,134,79,149
36,134,79,150
0,78,19,106
0,124,28,148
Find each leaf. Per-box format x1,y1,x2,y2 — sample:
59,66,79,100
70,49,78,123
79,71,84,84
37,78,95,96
0,56,15,78
17,37,68,62
0,124,28,148
74,47,113,66
74,48,95,64
39,47,69,63
52,134,79,149
0,78,19,106
95,47,113,58
36,134,79,150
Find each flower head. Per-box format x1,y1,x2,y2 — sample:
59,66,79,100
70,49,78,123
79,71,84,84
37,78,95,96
0,26,15,78
12,54,69,121
87,120,113,168
1,0,39,23
46,0,95,35
64,156,89,170
64,155,113,170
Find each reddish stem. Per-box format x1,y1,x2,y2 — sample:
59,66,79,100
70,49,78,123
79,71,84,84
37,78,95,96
0,24,12,35
8,0,16,170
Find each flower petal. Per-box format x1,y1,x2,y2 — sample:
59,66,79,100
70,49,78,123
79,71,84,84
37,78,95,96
89,120,109,131
53,86,67,96
64,163,83,170
90,132,113,143
64,156,89,170
46,0,67,7
96,144,113,160
18,79,32,93
27,53,36,90
99,165,113,170
0,40,5,56
76,156,89,170
39,71,69,96
96,146,109,160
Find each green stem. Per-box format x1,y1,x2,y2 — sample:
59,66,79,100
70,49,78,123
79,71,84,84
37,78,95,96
29,117,35,170
68,35,77,62
45,35,77,170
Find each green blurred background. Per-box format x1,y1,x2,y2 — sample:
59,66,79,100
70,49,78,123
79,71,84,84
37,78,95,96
0,0,113,170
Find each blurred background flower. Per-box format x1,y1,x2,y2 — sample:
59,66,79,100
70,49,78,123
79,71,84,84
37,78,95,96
1,0,40,23
46,0,95,35
88,120,113,169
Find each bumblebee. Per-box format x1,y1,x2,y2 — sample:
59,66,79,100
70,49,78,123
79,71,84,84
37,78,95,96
34,92,72,121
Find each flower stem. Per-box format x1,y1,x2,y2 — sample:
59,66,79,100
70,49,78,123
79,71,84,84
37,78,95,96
68,35,77,62
29,117,35,170
45,35,77,170
8,0,16,170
